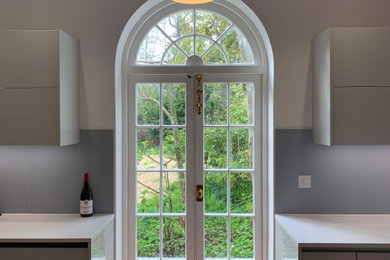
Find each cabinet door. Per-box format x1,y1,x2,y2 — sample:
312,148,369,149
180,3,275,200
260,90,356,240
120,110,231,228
358,252,390,260
0,87,58,145
302,251,356,260
333,87,390,144
0,30,59,88
333,28,390,87
0,248,88,260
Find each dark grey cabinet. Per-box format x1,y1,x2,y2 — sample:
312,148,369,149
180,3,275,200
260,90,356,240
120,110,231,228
302,252,356,260
0,247,88,260
358,253,390,260
302,251,390,260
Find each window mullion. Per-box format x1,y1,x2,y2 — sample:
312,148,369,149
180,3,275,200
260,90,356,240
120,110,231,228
159,82,164,260
227,81,231,260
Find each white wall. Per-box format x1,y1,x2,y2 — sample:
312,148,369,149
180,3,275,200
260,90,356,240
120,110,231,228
1,0,390,129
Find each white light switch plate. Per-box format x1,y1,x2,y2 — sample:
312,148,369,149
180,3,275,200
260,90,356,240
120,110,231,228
298,175,311,188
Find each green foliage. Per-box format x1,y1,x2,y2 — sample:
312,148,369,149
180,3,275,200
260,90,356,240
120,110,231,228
231,217,254,258
205,172,227,213
137,217,160,257
205,217,228,257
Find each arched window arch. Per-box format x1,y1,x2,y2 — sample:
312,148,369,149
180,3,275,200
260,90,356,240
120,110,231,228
115,1,274,260
136,9,254,65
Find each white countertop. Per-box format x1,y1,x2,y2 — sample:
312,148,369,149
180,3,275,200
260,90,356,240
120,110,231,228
276,214,390,245
0,214,114,241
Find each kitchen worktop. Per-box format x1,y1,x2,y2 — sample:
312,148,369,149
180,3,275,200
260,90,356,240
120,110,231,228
276,214,390,245
0,214,114,241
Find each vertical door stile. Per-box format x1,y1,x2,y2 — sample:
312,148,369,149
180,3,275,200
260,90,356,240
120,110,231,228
194,74,204,260
186,74,196,260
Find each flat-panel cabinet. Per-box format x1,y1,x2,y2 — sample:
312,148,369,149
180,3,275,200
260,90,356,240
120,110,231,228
332,28,390,87
0,88,57,144
0,30,79,146
0,247,88,260
302,252,390,260
302,252,356,260
313,27,390,145
333,87,390,144
358,252,390,260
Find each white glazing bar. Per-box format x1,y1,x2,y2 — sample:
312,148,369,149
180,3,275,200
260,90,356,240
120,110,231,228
156,25,189,59
227,82,231,260
137,213,187,217
161,125,187,128
136,125,160,128
159,82,164,260
204,213,254,218
203,125,254,128
203,169,255,173
193,9,196,55
200,24,233,59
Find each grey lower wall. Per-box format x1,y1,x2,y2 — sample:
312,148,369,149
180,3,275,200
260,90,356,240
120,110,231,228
0,130,113,214
276,129,390,214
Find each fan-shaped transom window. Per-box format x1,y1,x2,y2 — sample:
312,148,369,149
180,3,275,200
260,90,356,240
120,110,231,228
136,9,254,65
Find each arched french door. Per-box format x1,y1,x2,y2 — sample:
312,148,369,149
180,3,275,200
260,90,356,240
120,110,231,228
115,2,274,260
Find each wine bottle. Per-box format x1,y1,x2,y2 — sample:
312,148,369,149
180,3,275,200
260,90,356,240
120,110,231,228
80,173,93,217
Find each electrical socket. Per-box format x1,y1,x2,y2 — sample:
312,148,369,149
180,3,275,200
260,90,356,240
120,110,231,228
298,175,311,189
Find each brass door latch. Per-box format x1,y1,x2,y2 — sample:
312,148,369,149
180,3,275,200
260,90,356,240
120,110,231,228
196,74,202,115
196,185,203,201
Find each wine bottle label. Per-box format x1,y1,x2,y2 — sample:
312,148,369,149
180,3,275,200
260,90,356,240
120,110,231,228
80,200,93,214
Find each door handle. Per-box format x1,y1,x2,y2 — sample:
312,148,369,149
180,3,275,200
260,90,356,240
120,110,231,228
196,185,203,201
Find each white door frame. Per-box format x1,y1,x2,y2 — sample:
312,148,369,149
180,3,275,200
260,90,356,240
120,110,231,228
115,1,274,260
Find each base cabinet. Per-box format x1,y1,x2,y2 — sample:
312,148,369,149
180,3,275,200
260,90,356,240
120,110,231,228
303,252,356,260
0,247,88,260
301,251,390,260
358,253,390,260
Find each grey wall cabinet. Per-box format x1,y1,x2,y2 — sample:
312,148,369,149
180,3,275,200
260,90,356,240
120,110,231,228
0,30,80,146
313,27,390,145
302,252,356,260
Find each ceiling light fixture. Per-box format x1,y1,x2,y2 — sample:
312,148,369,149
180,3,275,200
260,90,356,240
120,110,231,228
172,0,213,4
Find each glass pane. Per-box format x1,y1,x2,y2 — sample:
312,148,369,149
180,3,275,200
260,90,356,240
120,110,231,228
204,128,227,169
202,45,227,64
204,83,227,125
219,26,254,64
136,83,160,125
162,83,186,125
137,217,160,258
137,172,160,213
176,36,194,57
163,128,186,169
204,217,228,258
195,36,213,57
158,9,194,41
163,45,187,65
230,172,253,214
137,26,171,65
163,172,186,213
283,228,298,259
196,9,232,41
204,172,227,213
231,217,254,258
163,217,186,258
137,128,160,170
230,83,254,125
230,128,253,169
